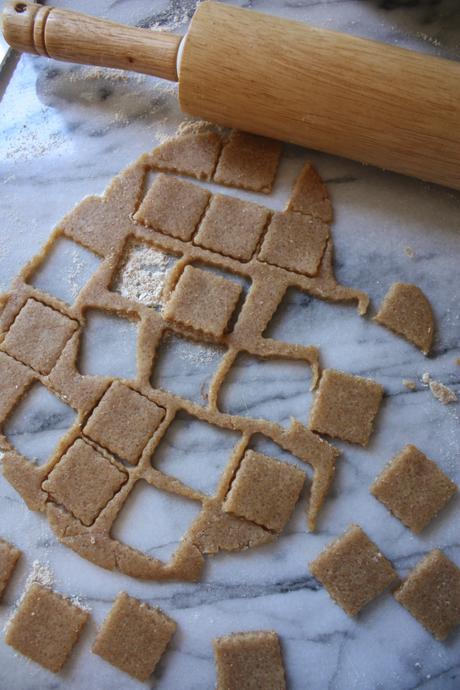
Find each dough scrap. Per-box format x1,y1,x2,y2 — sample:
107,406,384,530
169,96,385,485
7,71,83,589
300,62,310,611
223,450,305,533
163,265,242,338
309,524,398,616
195,194,270,261
1,298,77,375
286,162,333,222
371,444,456,533
147,131,222,181
92,592,176,681
42,439,127,526
374,282,434,355
134,173,210,241
0,538,21,600
258,211,329,276
394,549,460,640
309,369,384,446
214,131,282,193
83,382,165,465
5,582,88,672
213,630,286,690
0,131,368,580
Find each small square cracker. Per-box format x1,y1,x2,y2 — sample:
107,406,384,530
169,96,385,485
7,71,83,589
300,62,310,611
394,550,460,640
5,582,88,672
194,194,270,261
309,369,384,446
43,439,127,526
92,592,176,681
84,382,164,465
258,211,329,276
214,131,282,193
371,444,456,533
223,450,305,533
309,524,397,616
374,282,434,354
134,173,210,241
148,132,222,181
163,265,242,338
213,630,286,690
2,299,77,375
0,538,21,600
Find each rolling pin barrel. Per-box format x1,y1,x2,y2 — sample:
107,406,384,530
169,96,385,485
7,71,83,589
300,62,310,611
3,0,460,189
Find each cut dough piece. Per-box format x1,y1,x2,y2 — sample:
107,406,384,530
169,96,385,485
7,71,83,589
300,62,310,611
163,265,242,338
134,173,210,241
371,444,456,533
309,524,397,616
84,382,165,465
2,299,78,375
0,538,21,600
0,352,34,423
394,550,460,640
43,439,127,526
258,211,329,276
309,369,384,446
92,592,176,681
213,630,286,690
214,131,282,193
223,450,305,533
286,162,333,222
374,282,434,355
194,194,270,261
5,582,88,672
148,131,222,181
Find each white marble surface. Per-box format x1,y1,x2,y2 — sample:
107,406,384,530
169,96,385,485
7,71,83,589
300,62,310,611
0,1,460,689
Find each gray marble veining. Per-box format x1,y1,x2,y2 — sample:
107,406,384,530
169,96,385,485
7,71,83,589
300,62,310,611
0,1,459,688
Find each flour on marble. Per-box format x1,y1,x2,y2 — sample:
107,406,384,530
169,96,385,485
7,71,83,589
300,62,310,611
113,241,176,309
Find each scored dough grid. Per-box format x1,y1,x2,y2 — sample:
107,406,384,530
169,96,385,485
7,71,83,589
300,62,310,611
0,131,368,581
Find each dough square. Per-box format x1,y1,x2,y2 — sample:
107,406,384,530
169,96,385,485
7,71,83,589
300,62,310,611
308,369,384,446
214,132,282,193
223,450,305,533
286,162,333,222
258,211,329,276
394,550,460,640
0,539,21,601
148,131,222,181
374,282,434,354
5,582,88,673
84,382,164,465
163,265,242,338
92,592,176,681
194,194,270,261
42,439,127,526
2,299,78,375
309,524,397,616
134,173,210,241
371,445,457,533
213,630,286,690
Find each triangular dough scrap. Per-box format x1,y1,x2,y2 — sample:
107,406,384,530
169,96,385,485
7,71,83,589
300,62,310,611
148,131,223,181
374,282,434,355
286,162,333,222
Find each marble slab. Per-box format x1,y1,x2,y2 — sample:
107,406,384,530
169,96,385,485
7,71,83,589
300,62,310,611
0,1,459,689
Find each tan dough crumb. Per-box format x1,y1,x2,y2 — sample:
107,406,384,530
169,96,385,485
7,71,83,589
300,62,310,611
5,582,88,672
404,246,415,258
0,539,21,601
429,380,458,405
370,444,457,533
309,524,397,616
394,550,460,640
223,450,305,533
374,282,434,355
92,592,176,681
213,630,286,690
403,379,416,391
308,369,384,447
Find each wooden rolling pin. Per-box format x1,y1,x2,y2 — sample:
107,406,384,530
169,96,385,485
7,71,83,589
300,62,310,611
3,0,460,190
